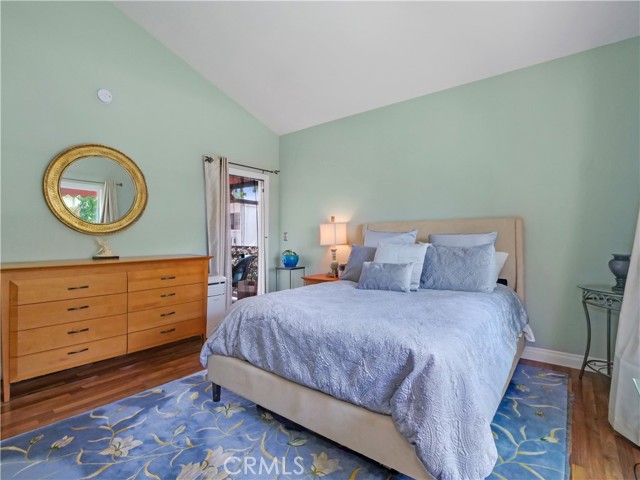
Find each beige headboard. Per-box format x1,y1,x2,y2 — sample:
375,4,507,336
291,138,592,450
361,216,525,302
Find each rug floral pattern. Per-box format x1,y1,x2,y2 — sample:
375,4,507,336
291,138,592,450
0,364,569,479
489,366,570,480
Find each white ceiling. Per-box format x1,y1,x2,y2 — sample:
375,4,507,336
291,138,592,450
116,1,639,135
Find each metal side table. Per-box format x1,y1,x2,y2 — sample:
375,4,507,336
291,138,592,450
275,266,306,290
578,284,623,379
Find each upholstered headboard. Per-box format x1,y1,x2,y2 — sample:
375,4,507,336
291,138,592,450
360,216,525,302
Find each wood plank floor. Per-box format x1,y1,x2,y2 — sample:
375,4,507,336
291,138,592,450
1,339,638,479
1,338,203,439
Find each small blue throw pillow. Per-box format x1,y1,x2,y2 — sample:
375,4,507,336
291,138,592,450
357,262,413,292
420,244,497,293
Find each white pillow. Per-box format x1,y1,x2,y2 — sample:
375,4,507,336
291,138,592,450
363,228,417,248
373,243,429,291
494,251,509,283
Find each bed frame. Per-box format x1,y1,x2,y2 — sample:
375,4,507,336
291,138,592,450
207,216,525,479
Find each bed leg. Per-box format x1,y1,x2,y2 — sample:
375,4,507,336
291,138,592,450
211,382,221,402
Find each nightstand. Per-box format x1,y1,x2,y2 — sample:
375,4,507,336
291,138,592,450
301,273,340,286
275,266,306,290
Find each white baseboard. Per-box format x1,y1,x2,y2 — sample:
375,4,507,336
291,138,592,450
521,345,604,370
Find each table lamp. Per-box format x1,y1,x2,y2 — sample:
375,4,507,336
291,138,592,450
320,216,347,277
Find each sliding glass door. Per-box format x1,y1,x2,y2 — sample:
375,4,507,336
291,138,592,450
229,169,268,301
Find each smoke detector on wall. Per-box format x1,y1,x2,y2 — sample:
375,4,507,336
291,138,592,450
97,88,113,104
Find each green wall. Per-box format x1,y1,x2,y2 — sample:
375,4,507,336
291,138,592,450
280,38,640,356
2,1,638,357
1,1,280,288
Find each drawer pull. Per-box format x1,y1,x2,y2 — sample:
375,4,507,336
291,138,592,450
160,276,176,281
67,348,89,355
161,293,176,298
160,311,176,317
161,328,176,334
67,305,90,311
68,328,90,334
68,285,89,291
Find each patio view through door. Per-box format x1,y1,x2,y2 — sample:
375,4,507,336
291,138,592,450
229,169,268,302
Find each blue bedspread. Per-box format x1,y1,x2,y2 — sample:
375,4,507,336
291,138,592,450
201,282,528,480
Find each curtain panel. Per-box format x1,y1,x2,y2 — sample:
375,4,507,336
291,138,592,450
609,208,640,446
100,180,119,223
204,156,233,309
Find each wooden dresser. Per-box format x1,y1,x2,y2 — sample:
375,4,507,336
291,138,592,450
1,255,209,401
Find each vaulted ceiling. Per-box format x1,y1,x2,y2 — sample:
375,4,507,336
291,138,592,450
116,1,639,135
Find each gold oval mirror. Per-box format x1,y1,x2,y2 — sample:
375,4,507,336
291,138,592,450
44,144,148,235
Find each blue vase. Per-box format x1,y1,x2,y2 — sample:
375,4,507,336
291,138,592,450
282,254,299,268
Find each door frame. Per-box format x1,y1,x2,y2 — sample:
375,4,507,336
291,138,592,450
229,167,269,294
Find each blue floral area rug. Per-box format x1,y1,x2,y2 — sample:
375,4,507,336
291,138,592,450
0,364,569,480
489,366,570,480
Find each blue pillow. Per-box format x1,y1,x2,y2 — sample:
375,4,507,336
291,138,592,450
420,244,497,293
342,245,377,282
429,231,497,247
357,262,413,292
363,228,417,248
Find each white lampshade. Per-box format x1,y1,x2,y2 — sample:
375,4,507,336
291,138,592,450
320,222,347,246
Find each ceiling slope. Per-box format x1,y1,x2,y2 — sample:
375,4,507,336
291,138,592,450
116,1,639,134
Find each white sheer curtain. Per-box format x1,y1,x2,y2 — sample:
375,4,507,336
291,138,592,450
204,156,233,308
609,208,640,446
100,180,119,223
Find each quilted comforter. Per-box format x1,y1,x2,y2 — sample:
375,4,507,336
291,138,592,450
201,282,529,479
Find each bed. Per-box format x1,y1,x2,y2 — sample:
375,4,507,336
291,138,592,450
202,216,528,479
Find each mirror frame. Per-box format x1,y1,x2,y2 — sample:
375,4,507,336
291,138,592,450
44,144,148,235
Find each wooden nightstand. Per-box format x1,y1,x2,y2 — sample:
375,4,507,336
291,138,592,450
301,274,340,286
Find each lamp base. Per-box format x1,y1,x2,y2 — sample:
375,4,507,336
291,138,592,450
328,262,339,277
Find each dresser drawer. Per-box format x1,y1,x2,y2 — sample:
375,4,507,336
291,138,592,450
10,293,127,331
10,335,127,382
128,301,202,333
10,273,127,305
128,263,204,292
128,284,202,312
10,314,127,357
127,319,202,353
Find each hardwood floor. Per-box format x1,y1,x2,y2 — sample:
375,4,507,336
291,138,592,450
1,338,203,439
1,340,638,479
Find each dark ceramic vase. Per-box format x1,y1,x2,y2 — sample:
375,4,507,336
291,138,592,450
608,254,630,292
